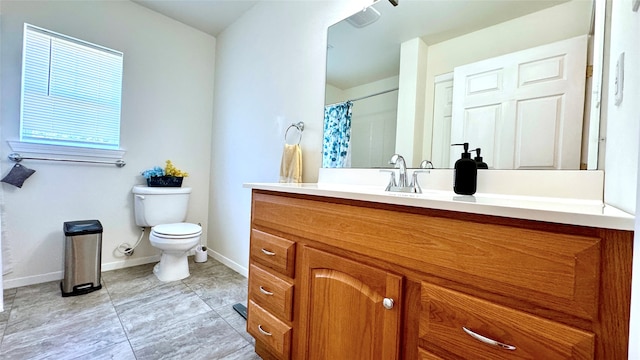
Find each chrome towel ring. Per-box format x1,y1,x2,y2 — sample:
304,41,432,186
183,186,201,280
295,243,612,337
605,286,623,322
285,121,305,145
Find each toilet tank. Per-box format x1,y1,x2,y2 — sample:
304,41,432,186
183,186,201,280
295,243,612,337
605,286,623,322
132,185,192,227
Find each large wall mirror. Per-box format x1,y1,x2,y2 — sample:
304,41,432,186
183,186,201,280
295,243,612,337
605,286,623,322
323,0,604,170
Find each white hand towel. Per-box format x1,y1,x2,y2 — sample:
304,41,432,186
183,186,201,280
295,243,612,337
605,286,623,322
279,144,302,183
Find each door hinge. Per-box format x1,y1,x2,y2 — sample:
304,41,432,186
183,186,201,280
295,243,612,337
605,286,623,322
586,65,593,78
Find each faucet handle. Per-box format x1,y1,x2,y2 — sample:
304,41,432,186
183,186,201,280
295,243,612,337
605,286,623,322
380,170,397,191
410,169,431,193
420,160,434,169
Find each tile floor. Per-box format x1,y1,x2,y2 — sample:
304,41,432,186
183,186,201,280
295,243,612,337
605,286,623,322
0,257,259,359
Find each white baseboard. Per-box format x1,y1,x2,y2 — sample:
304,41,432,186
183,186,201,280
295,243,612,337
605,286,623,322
2,252,244,290
4,271,63,290
209,249,248,278
101,255,160,272
3,256,161,290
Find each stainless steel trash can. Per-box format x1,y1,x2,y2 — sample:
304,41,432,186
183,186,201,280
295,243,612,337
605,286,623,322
61,220,103,297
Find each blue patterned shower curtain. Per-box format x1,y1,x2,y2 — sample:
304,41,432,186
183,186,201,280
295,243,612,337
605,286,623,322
323,101,353,168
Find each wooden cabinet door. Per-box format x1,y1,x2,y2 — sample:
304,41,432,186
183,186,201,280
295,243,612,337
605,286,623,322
297,247,403,360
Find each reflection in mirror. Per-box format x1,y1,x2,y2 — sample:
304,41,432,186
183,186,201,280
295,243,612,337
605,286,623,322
324,0,602,170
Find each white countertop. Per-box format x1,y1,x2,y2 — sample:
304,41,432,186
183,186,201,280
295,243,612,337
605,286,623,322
244,182,635,231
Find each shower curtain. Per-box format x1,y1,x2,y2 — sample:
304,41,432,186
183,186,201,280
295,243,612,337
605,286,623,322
322,101,353,168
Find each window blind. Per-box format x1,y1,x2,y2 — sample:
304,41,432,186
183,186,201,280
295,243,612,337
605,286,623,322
20,24,123,150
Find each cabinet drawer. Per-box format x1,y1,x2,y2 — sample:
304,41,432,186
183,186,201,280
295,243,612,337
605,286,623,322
250,229,295,277
249,264,294,321
248,300,292,359
417,223,601,321
420,283,594,360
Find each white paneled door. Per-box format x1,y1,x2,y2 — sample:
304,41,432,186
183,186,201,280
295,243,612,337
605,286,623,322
450,35,588,169
431,74,454,168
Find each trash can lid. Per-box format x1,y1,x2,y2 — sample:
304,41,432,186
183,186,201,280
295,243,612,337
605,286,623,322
64,220,103,236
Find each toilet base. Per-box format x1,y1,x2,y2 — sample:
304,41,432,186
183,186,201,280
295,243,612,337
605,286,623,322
153,251,190,282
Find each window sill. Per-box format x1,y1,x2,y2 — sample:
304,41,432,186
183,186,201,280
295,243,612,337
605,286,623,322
8,141,126,166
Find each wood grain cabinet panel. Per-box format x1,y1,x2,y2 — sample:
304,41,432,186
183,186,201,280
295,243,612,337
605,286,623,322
247,300,292,359
297,247,403,360
418,348,447,360
416,224,602,321
251,192,601,320
248,264,293,321
420,283,595,360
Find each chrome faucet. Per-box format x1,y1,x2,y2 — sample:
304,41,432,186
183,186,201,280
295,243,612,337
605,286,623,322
389,154,408,187
385,154,429,193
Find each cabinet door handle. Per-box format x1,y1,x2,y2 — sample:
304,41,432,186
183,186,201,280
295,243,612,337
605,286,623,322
258,324,272,336
382,298,395,310
462,327,517,351
259,286,274,296
261,248,276,256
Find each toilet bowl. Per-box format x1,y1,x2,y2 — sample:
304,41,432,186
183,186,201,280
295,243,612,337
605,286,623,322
149,222,202,282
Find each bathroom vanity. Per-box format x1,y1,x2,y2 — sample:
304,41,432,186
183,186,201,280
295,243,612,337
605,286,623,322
244,181,634,360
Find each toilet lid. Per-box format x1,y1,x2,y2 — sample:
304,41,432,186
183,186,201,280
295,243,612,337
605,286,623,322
152,223,202,236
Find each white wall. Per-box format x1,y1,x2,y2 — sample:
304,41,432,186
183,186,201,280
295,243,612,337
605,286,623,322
604,0,640,214
325,83,344,106
397,37,428,167
208,0,370,274
0,0,215,288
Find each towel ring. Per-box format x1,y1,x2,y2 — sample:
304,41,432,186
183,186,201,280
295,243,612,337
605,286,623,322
285,121,304,145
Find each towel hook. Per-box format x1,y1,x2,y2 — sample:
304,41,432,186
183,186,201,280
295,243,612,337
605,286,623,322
285,121,304,145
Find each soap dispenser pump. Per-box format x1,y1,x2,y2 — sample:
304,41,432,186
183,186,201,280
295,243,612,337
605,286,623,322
451,143,477,195
472,148,489,169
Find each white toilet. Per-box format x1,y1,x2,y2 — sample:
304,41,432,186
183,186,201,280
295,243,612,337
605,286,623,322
132,185,202,282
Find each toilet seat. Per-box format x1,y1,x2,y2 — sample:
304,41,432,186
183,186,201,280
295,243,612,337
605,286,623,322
151,223,202,239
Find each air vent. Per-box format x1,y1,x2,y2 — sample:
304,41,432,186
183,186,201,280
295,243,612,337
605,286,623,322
346,7,381,28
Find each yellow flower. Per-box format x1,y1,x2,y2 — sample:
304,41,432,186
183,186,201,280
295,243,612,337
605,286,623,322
164,160,189,177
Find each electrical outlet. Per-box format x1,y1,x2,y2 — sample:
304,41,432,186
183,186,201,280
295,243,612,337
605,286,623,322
615,52,625,106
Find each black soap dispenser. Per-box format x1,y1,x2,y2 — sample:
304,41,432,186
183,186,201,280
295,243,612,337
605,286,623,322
472,148,489,169
451,143,477,195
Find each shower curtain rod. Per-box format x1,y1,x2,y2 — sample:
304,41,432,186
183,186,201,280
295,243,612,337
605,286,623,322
350,87,399,102
326,87,399,107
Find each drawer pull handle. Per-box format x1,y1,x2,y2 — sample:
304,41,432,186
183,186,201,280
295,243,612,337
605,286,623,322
258,324,272,336
261,248,276,256
259,286,274,296
462,327,516,351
